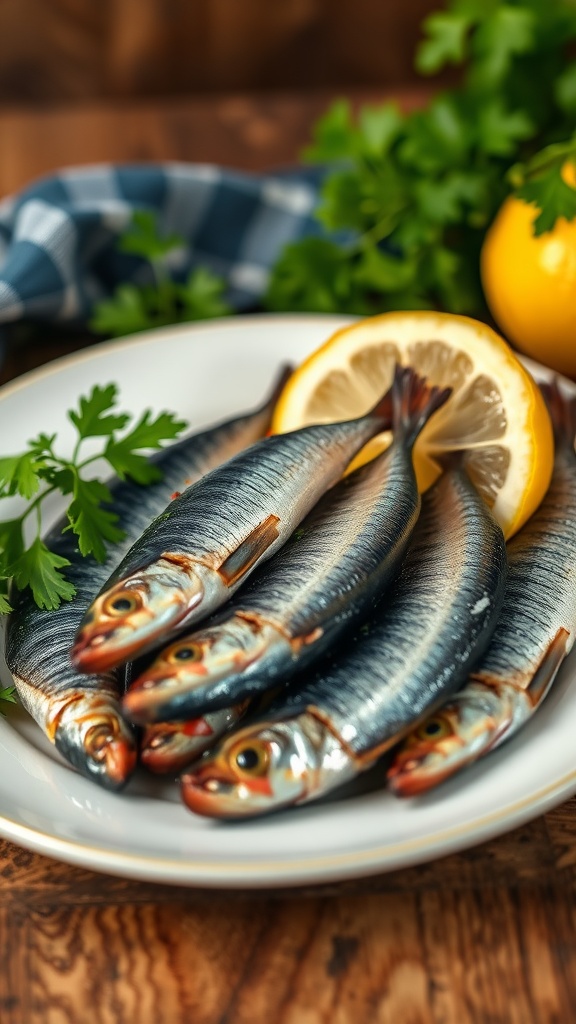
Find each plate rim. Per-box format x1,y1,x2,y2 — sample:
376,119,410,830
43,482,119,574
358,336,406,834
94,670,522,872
1,312,574,888
0,313,355,402
0,765,575,887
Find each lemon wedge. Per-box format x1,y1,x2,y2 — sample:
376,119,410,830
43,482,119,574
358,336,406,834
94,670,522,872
272,311,554,538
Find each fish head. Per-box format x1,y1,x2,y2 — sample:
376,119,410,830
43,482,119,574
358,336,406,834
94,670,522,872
71,557,206,673
181,716,314,818
387,683,513,796
140,717,217,774
123,614,282,724
51,695,137,790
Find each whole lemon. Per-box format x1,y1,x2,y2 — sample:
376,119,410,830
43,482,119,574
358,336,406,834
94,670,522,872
481,163,576,379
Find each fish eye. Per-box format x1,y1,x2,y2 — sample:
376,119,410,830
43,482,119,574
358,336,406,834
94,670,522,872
231,740,270,777
103,591,141,617
85,724,114,761
167,643,202,663
416,716,453,741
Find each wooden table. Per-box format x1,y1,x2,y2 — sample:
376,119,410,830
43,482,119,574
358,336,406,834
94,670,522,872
1,90,576,1024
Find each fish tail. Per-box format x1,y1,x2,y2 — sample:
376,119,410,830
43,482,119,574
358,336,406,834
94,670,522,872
540,378,576,450
385,364,452,447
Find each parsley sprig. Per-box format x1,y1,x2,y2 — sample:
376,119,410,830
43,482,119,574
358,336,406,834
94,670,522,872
508,133,576,234
266,0,576,317
0,384,187,611
90,211,232,338
0,685,16,715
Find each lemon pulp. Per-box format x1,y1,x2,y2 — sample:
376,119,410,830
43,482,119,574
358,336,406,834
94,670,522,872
272,312,554,539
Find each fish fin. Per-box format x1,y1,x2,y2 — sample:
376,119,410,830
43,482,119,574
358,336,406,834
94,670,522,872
374,364,452,447
217,514,281,587
301,626,324,646
525,627,570,707
539,378,576,452
291,626,324,653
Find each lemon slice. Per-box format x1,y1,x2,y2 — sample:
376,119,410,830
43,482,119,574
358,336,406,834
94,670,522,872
272,311,554,538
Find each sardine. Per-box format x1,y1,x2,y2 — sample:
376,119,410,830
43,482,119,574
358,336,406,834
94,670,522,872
140,704,247,774
4,373,286,790
181,468,507,818
124,368,451,724
71,383,398,674
387,379,576,797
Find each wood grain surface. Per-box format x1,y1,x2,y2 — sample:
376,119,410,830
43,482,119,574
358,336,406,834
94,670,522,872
0,0,438,103
1,799,576,1024
1,89,576,1024
0,87,427,198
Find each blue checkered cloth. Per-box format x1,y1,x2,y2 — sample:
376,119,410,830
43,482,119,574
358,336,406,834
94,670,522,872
0,162,325,346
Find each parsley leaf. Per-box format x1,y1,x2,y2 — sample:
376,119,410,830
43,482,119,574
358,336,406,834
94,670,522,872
316,171,365,232
0,685,16,713
265,238,352,314
9,538,75,611
355,245,418,292
178,268,232,321
0,384,188,609
67,477,124,562
475,100,534,157
516,164,576,234
27,433,57,458
104,410,187,484
0,452,44,499
357,105,403,159
399,95,472,175
119,210,184,261
68,384,130,437
470,7,536,90
412,172,486,225
416,12,471,75
302,100,358,163
0,518,25,568
89,285,153,339
555,62,576,116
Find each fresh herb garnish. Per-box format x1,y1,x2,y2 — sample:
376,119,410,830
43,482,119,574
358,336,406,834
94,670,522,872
508,133,576,234
0,384,187,611
0,685,16,714
90,211,231,338
265,0,576,318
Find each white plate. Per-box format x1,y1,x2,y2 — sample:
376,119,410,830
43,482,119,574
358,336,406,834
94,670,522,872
0,313,575,889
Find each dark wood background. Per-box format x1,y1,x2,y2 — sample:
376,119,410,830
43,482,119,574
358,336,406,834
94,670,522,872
0,0,438,104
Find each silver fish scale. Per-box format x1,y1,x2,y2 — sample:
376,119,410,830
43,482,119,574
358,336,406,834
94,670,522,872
5,405,273,704
274,469,507,757
104,417,382,582
476,445,576,685
227,439,419,639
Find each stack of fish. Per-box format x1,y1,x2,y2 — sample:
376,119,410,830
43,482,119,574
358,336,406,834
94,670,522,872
5,366,576,821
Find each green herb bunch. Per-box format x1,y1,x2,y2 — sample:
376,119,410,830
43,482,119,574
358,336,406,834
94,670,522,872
90,211,232,338
0,385,186,611
265,0,576,317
